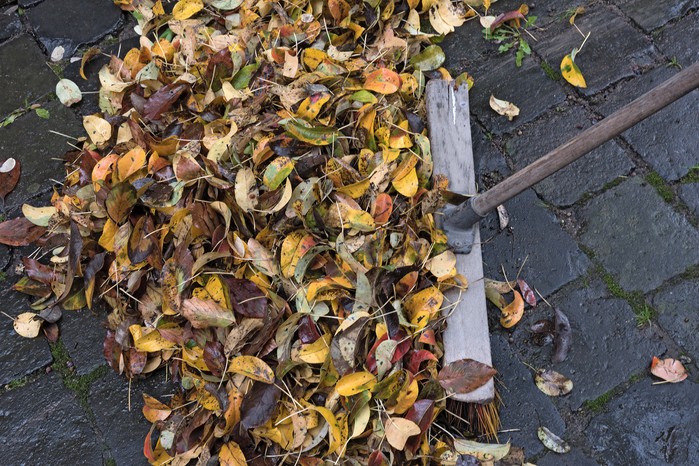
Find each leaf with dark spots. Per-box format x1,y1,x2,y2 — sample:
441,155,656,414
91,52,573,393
0,217,45,246
404,399,434,454
127,348,147,377
143,83,189,120
22,257,56,285
438,359,497,394
106,182,138,224
13,277,51,298
225,278,268,318
204,382,230,412
552,307,572,363
269,134,311,157
204,340,226,377
128,215,156,264
84,252,106,309
297,315,321,344
56,221,83,303
0,158,20,200
239,380,281,430
517,278,537,307
331,316,368,376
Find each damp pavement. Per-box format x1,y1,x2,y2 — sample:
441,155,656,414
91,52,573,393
0,1,697,464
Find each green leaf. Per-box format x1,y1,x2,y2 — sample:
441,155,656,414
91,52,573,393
283,120,339,146
35,108,50,119
409,45,445,71
262,156,295,190
232,63,259,90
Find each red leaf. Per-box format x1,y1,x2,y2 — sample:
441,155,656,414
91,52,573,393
297,315,321,344
226,278,268,318
405,349,438,374
404,399,435,454
143,83,188,120
203,341,226,377
517,278,537,307
0,217,45,246
0,158,20,200
437,358,497,394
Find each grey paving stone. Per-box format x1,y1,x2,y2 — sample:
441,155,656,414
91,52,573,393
26,0,123,57
0,100,83,210
612,0,699,32
678,183,699,217
0,371,104,464
579,177,699,292
508,280,666,409
90,370,175,466
656,11,699,67
505,105,634,206
61,305,109,376
18,0,45,7
63,36,140,116
491,334,567,458
585,378,699,465
0,9,21,43
651,278,699,360
533,6,658,95
481,189,591,297
0,35,56,118
538,448,600,466
0,277,53,386
591,66,699,182
472,123,511,185
468,56,567,135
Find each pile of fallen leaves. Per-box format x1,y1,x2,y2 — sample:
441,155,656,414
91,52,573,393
1,0,514,463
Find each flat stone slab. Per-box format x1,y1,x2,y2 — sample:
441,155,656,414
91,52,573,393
612,0,699,32
533,5,658,96
90,370,174,465
61,306,109,376
538,448,599,466
481,189,591,297
0,372,104,464
468,56,567,135
0,99,83,210
678,183,699,217
0,8,21,43
579,177,699,292
27,0,123,57
586,378,699,465
505,105,634,206
490,334,567,458
651,278,699,361
0,279,53,386
508,280,666,409
591,66,699,182
656,11,699,67
0,35,56,118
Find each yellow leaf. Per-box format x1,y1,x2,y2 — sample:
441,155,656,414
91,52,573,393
220,442,247,466
425,251,457,280
297,92,331,120
335,177,371,198
392,378,419,414
364,68,401,94
172,0,203,20
298,333,331,364
384,417,421,450
500,290,524,328
134,328,177,352
280,230,316,278
303,48,327,70
152,0,165,16
115,146,146,182
309,406,344,456
142,393,172,423
392,168,418,197
13,312,41,338
228,355,275,383
336,371,377,396
561,54,587,88
405,286,444,329
204,275,230,308
22,204,56,227
98,218,118,252
83,115,112,145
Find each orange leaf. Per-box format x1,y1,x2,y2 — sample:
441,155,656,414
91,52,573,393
364,68,401,94
500,290,524,328
650,356,688,383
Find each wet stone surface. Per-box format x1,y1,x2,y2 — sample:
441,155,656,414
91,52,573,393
678,183,699,217
26,0,123,57
481,189,591,298
509,280,666,409
579,177,699,292
612,0,699,32
585,378,699,465
0,278,53,386
651,278,699,362
0,8,21,43
60,305,110,376
0,35,56,118
504,105,634,207
537,448,599,466
0,371,104,464
591,66,699,182
468,57,567,135
655,10,699,67
490,334,567,458
0,100,83,210
533,5,658,96
90,370,175,466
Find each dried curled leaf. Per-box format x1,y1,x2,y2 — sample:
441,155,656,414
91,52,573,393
13,312,42,338
537,426,571,453
489,95,520,121
650,356,688,383
535,369,573,396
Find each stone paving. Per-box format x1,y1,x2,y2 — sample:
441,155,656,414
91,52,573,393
0,1,697,465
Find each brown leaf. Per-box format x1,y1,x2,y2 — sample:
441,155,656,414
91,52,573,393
552,307,572,363
0,158,20,200
143,83,189,120
226,278,268,318
517,278,536,307
534,369,573,396
239,380,281,430
0,217,45,246
437,358,497,394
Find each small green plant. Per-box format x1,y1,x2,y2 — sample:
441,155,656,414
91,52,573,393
667,56,682,70
635,305,654,327
483,16,538,67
